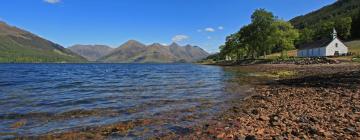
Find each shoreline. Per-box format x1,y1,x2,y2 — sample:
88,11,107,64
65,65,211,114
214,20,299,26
159,63,360,139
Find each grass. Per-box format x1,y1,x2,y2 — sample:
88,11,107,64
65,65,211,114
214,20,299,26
346,40,360,54
265,50,298,60
262,70,298,78
345,40,360,62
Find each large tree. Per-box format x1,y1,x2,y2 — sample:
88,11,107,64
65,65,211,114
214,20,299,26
250,9,276,58
271,20,300,58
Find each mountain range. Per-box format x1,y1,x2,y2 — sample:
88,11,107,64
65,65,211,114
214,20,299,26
70,40,209,63
0,21,86,63
0,21,209,63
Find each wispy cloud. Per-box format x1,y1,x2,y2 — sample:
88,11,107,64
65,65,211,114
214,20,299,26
199,26,224,33
172,35,189,42
44,0,61,4
205,27,215,32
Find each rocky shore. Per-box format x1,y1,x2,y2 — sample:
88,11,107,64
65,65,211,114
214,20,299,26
159,63,360,139
208,57,344,66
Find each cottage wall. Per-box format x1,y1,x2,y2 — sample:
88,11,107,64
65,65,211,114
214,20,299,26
298,47,327,57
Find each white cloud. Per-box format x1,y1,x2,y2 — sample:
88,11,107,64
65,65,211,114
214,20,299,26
218,26,224,30
207,36,212,40
44,0,61,4
205,27,215,32
172,35,189,42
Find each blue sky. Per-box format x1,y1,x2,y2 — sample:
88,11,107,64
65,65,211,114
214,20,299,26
0,0,335,52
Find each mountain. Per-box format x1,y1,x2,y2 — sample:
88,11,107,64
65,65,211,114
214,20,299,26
99,40,147,62
99,40,209,63
0,21,86,63
290,0,360,29
69,45,113,61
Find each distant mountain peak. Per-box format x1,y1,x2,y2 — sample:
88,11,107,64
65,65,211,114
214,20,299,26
150,43,164,46
169,42,180,47
124,40,143,44
68,44,113,61
120,40,146,48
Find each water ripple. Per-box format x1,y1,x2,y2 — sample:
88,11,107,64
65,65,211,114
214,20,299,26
0,64,233,137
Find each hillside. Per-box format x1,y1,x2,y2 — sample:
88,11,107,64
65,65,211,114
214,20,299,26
0,21,86,63
69,45,113,61
99,40,209,63
290,0,360,29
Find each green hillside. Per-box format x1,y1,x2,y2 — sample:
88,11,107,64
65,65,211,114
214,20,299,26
291,0,360,29
0,22,86,63
290,0,360,43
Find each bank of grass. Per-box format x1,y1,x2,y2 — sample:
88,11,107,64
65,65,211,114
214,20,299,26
344,40,360,62
346,40,360,53
265,50,298,60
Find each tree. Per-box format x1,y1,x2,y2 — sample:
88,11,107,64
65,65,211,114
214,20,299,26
335,17,352,39
271,20,300,58
297,28,315,45
351,9,360,39
250,9,276,58
314,21,335,39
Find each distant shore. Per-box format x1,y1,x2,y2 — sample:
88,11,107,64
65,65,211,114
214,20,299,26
159,63,360,139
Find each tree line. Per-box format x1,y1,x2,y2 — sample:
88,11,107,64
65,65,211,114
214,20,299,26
217,8,360,61
219,9,299,60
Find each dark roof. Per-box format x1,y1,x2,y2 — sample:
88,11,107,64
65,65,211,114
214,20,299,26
298,38,332,50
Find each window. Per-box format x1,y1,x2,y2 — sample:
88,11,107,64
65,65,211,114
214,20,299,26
335,43,338,47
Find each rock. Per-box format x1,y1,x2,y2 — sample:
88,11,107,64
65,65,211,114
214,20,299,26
256,128,265,135
323,131,332,137
216,133,225,139
344,127,357,135
245,135,256,140
259,116,270,121
226,134,234,139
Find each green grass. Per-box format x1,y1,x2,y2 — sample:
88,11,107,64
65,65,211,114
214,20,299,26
345,40,360,54
266,50,298,60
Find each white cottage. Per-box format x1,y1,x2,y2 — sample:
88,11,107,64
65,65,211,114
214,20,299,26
297,29,348,57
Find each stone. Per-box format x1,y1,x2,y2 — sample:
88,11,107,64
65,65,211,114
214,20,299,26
245,135,256,140
259,116,270,121
216,133,225,139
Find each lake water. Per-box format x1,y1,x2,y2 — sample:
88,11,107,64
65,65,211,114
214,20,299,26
0,64,250,138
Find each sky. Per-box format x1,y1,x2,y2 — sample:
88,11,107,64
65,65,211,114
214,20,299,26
0,0,336,53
